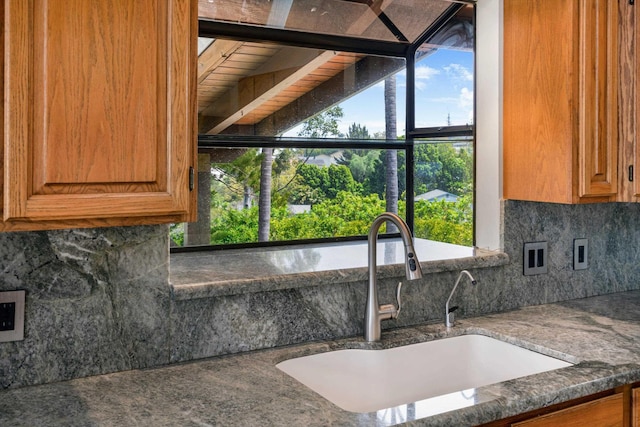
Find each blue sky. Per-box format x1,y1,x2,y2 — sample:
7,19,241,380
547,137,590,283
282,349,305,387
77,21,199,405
285,48,474,137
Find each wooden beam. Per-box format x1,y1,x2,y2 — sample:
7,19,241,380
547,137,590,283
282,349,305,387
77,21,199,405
256,55,405,136
205,50,339,134
198,39,244,84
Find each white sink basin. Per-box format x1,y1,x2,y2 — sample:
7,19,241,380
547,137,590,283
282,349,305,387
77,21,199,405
277,334,572,413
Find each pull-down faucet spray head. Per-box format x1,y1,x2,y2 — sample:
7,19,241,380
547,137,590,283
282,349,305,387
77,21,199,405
402,238,423,281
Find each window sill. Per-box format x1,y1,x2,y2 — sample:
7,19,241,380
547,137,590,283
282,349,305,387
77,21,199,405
169,239,509,301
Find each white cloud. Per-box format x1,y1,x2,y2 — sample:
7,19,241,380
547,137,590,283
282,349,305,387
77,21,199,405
415,65,440,80
459,87,473,109
414,66,440,90
444,63,473,82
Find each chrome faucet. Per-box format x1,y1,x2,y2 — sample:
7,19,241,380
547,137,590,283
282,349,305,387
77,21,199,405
445,270,477,328
365,212,423,342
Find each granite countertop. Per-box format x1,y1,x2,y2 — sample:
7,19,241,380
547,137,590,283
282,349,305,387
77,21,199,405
3,291,640,426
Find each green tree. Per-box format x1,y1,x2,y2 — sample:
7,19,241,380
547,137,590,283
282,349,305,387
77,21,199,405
414,143,472,196
413,196,473,246
212,149,262,209
298,106,344,138
290,163,362,204
345,122,370,139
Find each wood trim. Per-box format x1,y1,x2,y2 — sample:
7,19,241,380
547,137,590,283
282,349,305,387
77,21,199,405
578,0,618,199
0,213,191,232
634,1,640,199
480,388,626,427
633,388,640,427
512,393,623,427
4,0,31,219
618,0,635,201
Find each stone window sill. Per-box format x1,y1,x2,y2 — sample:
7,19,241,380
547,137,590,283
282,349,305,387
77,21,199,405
169,239,509,301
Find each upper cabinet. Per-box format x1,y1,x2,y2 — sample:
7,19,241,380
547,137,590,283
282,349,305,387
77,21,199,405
1,0,197,231
504,0,620,203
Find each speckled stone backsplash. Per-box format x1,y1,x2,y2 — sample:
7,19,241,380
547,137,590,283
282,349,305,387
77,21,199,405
168,200,640,363
4,201,640,389
0,225,171,389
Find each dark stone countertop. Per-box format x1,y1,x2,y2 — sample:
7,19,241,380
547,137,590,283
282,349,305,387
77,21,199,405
3,290,640,426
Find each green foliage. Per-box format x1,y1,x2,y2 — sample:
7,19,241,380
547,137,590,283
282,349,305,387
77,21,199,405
298,106,344,138
211,149,263,206
290,163,362,204
413,196,473,246
207,191,472,246
337,150,381,184
253,192,387,242
169,223,184,246
192,121,474,248
414,143,472,195
210,206,260,244
345,122,371,139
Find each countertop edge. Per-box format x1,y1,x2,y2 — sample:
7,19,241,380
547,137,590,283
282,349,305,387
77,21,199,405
170,250,509,300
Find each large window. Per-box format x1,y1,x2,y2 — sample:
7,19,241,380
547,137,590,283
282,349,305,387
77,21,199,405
171,0,475,250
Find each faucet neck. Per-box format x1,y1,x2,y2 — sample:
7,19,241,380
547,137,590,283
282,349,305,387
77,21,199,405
365,212,422,342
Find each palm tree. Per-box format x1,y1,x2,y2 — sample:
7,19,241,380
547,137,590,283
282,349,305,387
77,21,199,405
384,75,399,232
258,148,273,242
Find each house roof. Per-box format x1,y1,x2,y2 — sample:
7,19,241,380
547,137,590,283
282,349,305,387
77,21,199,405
415,189,458,201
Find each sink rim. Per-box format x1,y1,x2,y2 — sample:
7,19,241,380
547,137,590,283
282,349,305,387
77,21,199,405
276,333,575,414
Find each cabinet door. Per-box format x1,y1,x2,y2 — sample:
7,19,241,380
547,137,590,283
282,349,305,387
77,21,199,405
512,392,623,427
578,0,618,199
504,0,618,203
3,0,196,223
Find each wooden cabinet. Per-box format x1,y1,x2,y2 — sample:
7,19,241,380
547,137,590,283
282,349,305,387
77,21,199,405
481,388,629,427
504,0,619,203
512,392,623,427
0,0,197,231
633,387,640,427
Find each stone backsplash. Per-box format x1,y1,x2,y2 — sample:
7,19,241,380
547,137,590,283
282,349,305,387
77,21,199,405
0,226,171,389
3,201,640,388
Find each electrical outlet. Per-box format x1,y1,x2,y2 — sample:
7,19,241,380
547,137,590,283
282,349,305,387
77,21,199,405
0,290,25,342
523,241,548,276
573,238,588,270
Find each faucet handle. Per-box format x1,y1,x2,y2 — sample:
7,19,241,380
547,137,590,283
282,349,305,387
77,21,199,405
378,282,404,320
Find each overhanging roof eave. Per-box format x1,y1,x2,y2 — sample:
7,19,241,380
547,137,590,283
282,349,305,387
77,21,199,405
198,19,410,58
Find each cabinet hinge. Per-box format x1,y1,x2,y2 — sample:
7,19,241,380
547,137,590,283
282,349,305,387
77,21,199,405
630,165,634,182
189,166,195,191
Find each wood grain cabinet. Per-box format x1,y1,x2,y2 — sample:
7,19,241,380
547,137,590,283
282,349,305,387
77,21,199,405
1,0,197,231
512,392,623,427
480,389,628,427
504,0,620,203
633,387,640,427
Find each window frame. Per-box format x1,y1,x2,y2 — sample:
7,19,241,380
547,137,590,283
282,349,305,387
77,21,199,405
173,4,475,252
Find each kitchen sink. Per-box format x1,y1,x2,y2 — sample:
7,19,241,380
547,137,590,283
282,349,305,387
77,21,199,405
276,334,573,413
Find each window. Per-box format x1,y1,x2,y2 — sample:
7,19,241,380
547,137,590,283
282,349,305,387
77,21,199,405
171,0,475,250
